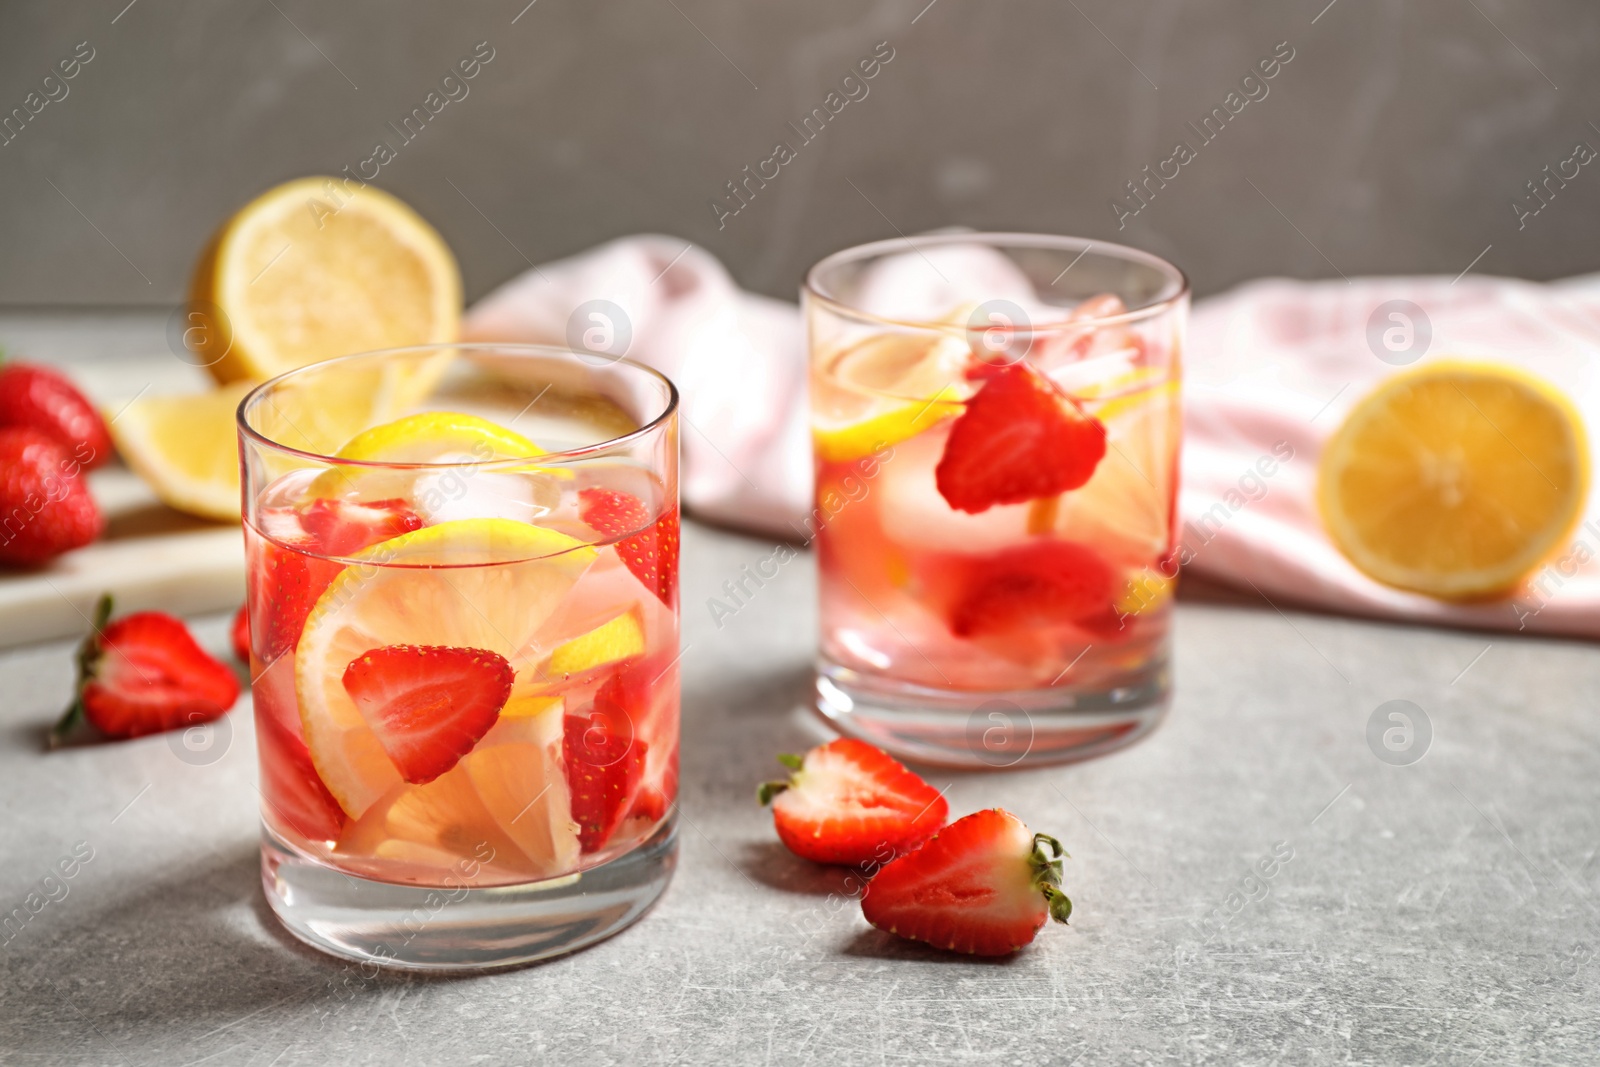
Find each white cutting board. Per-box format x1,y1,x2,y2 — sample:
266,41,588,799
0,464,244,648
0,338,245,648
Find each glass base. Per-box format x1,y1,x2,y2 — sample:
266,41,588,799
815,657,1169,769
261,816,678,972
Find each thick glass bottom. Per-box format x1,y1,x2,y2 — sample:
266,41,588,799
261,816,677,972
815,657,1169,769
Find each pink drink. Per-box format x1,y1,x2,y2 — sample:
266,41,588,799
805,235,1186,767
240,345,680,968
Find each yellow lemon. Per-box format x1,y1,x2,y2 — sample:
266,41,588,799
812,332,970,463
547,609,645,678
106,381,256,521
189,176,460,384
295,518,596,818
1318,361,1589,599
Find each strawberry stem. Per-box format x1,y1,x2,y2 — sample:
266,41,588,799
1029,832,1073,925
50,594,113,748
757,753,806,805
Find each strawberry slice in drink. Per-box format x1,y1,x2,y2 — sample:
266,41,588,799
935,362,1106,514
948,540,1116,638
563,694,648,853
578,487,679,608
341,644,514,784
249,498,422,662
258,711,347,843
861,808,1072,956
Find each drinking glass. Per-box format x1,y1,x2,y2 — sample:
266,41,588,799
804,233,1187,767
238,344,679,970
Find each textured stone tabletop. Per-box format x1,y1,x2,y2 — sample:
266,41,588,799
2,517,1599,1065
1,314,1598,1064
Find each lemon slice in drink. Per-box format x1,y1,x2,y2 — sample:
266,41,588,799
1319,361,1589,599
547,608,645,678
310,411,572,502
296,518,597,818
813,332,970,463
1041,378,1180,561
336,412,547,463
190,176,460,385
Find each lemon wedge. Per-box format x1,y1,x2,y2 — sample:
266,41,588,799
296,518,596,818
335,412,547,463
1319,361,1589,599
547,609,645,678
190,176,460,385
107,381,257,521
812,332,970,463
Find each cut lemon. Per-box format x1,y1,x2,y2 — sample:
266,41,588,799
296,518,597,818
190,176,460,385
1044,377,1180,563
310,411,568,501
812,332,970,463
107,381,257,521
336,412,547,463
547,608,645,677
1319,361,1589,599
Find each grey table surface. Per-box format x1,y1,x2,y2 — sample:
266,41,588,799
1,314,1599,1065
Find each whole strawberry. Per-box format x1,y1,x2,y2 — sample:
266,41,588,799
53,594,241,742
0,427,103,566
0,362,112,469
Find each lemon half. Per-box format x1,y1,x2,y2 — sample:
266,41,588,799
190,176,460,384
1318,361,1589,599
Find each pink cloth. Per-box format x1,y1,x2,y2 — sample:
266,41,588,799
464,237,1600,639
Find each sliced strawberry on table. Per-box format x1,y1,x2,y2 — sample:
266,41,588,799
935,361,1106,514
257,711,346,843
53,595,241,742
0,426,103,567
0,361,112,469
578,487,679,607
949,540,1115,638
758,739,948,867
341,644,513,785
564,694,648,852
861,808,1072,957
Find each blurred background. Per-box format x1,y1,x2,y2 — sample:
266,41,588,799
2,0,1598,308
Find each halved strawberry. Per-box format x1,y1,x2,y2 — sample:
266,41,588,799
578,487,679,607
758,739,948,867
54,595,241,742
935,362,1106,514
564,694,648,853
860,808,1072,956
257,710,346,842
341,644,513,784
949,541,1114,638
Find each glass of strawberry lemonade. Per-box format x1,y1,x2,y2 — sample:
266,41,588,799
238,344,679,970
804,234,1186,767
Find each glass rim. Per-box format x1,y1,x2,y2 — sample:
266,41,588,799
237,342,680,469
802,231,1191,332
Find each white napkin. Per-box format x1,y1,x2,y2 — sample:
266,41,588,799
464,237,1600,639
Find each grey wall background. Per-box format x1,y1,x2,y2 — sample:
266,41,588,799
1,0,1597,308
